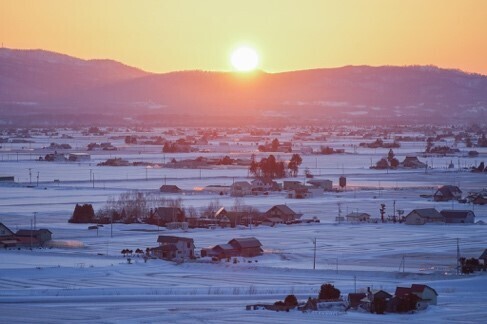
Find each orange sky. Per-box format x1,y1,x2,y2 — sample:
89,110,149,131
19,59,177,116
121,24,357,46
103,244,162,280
1,0,486,74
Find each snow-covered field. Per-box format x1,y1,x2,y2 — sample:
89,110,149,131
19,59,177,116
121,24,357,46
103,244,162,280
1,129,486,323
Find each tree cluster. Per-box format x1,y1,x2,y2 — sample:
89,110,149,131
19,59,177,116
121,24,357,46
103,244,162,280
69,204,96,223
318,283,341,300
249,154,286,179
373,149,399,169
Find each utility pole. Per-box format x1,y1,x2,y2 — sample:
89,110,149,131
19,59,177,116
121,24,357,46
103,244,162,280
456,238,460,275
393,200,396,219
313,238,317,270
28,168,32,184
33,212,37,230
36,172,39,187
354,276,357,293
399,255,405,272
92,173,95,188
30,219,33,249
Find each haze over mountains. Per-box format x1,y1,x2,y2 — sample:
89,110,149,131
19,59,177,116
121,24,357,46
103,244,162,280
1,48,487,126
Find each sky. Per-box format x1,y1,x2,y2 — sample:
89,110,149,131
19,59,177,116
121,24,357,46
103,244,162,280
1,0,487,74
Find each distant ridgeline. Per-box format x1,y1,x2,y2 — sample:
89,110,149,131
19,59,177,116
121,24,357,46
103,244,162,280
1,48,487,126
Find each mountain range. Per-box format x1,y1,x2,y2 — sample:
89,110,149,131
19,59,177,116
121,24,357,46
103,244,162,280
1,48,487,126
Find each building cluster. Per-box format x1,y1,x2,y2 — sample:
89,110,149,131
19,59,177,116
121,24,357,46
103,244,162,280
148,235,263,263
247,283,438,315
147,204,307,229
404,208,475,225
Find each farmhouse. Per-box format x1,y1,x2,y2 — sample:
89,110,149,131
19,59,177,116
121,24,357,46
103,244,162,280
151,235,194,261
15,229,52,246
228,237,263,257
214,207,252,227
434,185,462,202
200,244,238,259
346,212,371,222
287,186,310,199
0,222,17,247
410,284,438,305
230,181,252,197
405,208,445,225
264,205,302,223
251,177,280,192
440,210,475,224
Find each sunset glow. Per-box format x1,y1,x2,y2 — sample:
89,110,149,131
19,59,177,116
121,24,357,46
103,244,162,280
1,0,487,74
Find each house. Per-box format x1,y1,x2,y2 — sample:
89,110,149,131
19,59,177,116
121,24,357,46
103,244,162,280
410,284,438,305
0,223,17,248
264,205,302,223
287,186,311,199
154,207,185,225
346,212,371,222
390,287,422,313
283,180,303,190
230,181,252,196
434,185,462,202
228,237,263,257
151,235,194,261
201,244,238,259
362,288,393,314
307,179,333,191
404,208,445,225
214,208,252,227
251,178,280,192
440,210,475,224
15,229,52,246
159,185,182,193
467,189,487,205
400,155,427,168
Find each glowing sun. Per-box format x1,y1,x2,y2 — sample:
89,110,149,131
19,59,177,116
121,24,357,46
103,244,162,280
231,47,259,72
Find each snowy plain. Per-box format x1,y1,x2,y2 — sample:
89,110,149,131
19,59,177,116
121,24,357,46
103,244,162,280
0,129,486,323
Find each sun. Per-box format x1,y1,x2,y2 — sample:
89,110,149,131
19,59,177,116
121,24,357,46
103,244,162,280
231,47,259,72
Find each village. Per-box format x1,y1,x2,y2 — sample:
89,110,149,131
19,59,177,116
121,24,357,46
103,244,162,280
1,124,487,321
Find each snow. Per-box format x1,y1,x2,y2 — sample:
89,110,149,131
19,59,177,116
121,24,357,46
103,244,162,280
1,128,486,322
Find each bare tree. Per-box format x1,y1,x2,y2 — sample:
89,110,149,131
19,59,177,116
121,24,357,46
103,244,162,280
187,206,199,218
201,199,220,218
